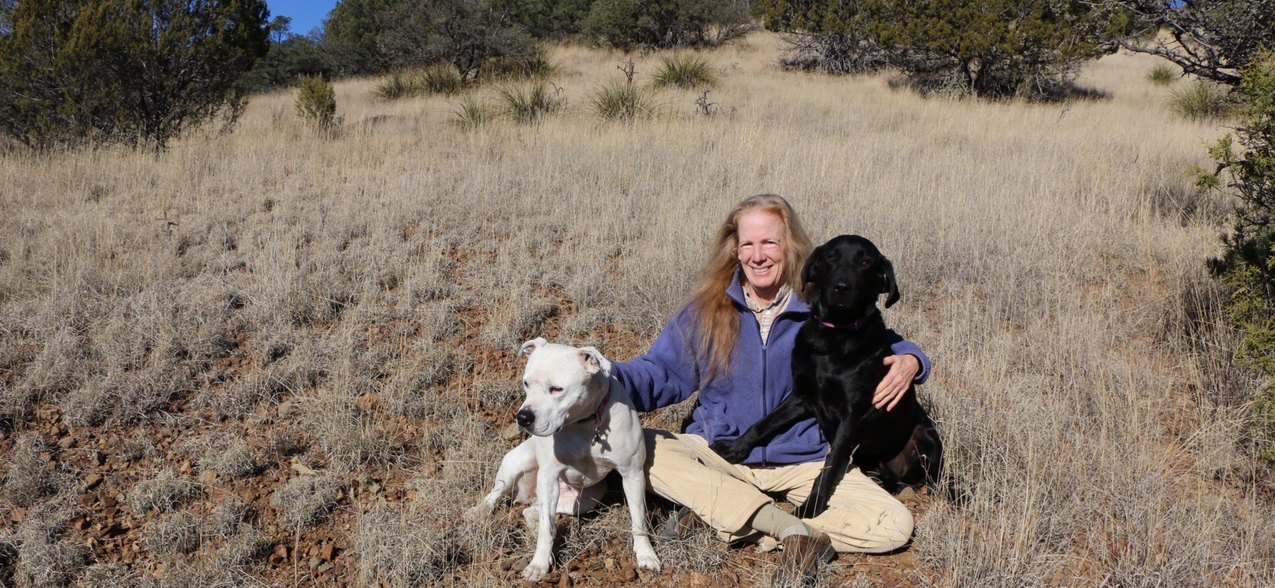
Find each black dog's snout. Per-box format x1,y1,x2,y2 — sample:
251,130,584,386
516,409,535,429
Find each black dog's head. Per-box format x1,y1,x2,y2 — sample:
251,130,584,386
802,235,899,322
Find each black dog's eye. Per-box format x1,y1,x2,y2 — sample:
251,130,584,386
548,386,564,395
859,258,872,268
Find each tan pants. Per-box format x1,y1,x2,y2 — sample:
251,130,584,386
645,429,913,554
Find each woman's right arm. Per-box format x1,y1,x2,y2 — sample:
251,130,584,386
611,311,701,413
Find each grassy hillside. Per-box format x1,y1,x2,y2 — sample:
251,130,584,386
1,33,1271,586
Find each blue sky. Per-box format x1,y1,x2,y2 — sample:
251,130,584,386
266,0,339,37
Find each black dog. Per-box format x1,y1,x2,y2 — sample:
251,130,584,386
710,235,942,518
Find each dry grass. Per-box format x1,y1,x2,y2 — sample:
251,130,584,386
1,31,1273,586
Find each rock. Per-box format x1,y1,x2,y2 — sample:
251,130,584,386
58,435,76,449
321,543,335,561
82,473,103,492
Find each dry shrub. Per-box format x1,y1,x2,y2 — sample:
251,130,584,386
128,470,202,515
212,527,270,567
142,510,201,555
271,475,341,531
304,391,405,470
2,435,59,508
203,494,251,540
197,438,260,479
76,562,140,587
3,504,88,588
354,508,476,587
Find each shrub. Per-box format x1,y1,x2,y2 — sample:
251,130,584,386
1197,53,1275,462
453,97,495,130
421,65,464,94
480,51,557,82
1172,80,1237,122
376,65,464,101
761,0,1117,99
1148,64,1178,86
0,0,269,150
128,470,203,514
652,54,719,89
271,475,342,531
498,81,565,124
296,75,338,130
591,79,658,121
143,511,201,555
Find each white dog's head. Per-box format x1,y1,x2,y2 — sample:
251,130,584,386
515,337,612,437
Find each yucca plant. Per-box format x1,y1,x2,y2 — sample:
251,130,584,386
591,79,657,121
1171,81,1236,121
453,97,494,130
498,82,565,124
652,53,719,90
1148,64,1177,86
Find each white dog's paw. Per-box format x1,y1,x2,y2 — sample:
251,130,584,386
521,561,549,581
637,551,661,572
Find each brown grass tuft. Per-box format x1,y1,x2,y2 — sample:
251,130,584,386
270,475,342,531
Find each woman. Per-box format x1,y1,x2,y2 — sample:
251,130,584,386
612,194,930,580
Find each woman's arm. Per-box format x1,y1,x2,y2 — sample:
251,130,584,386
611,311,701,413
874,332,932,411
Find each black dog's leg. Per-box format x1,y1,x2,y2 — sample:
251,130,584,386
794,424,861,519
709,396,812,464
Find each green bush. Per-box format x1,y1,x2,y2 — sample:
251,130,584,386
652,54,719,90
591,79,658,121
1198,53,1275,462
453,97,494,130
296,76,337,130
498,81,565,124
0,0,269,150
375,65,463,101
1172,80,1237,121
480,51,557,83
1148,64,1178,86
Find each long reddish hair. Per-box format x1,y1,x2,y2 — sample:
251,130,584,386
685,194,814,383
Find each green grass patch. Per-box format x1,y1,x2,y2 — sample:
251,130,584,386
652,53,719,90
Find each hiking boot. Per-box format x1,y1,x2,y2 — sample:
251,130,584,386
658,505,706,540
774,531,836,587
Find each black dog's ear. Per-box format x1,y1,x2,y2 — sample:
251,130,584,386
880,256,901,308
802,243,827,286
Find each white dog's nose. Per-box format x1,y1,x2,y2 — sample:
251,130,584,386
516,408,535,430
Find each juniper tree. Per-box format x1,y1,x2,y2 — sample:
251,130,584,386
0,0,270,150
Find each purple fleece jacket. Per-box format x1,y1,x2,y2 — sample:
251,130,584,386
613,273,931,466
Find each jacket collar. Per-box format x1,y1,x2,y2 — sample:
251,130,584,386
727,268,810,316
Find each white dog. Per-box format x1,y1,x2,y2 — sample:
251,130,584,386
466,338,661,580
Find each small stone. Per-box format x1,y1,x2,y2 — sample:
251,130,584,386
321,543,335,561
82,473,103,492
58,436,76,449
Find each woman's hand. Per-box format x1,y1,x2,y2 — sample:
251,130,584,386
873,354,920,411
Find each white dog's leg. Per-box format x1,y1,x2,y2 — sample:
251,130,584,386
619,466,661,572
523,465,561,580
465,442,534,521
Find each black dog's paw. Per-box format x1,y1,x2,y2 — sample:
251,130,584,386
794,500,827,520
709,439,751,464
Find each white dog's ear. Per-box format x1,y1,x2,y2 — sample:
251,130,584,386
520,337,547,358
578,347,611,375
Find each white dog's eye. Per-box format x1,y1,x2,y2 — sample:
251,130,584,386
549,386,563,395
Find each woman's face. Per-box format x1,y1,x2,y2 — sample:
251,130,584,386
736,210,787,297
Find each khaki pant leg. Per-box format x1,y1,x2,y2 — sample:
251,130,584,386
644,429,773,537
761,463,914,554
